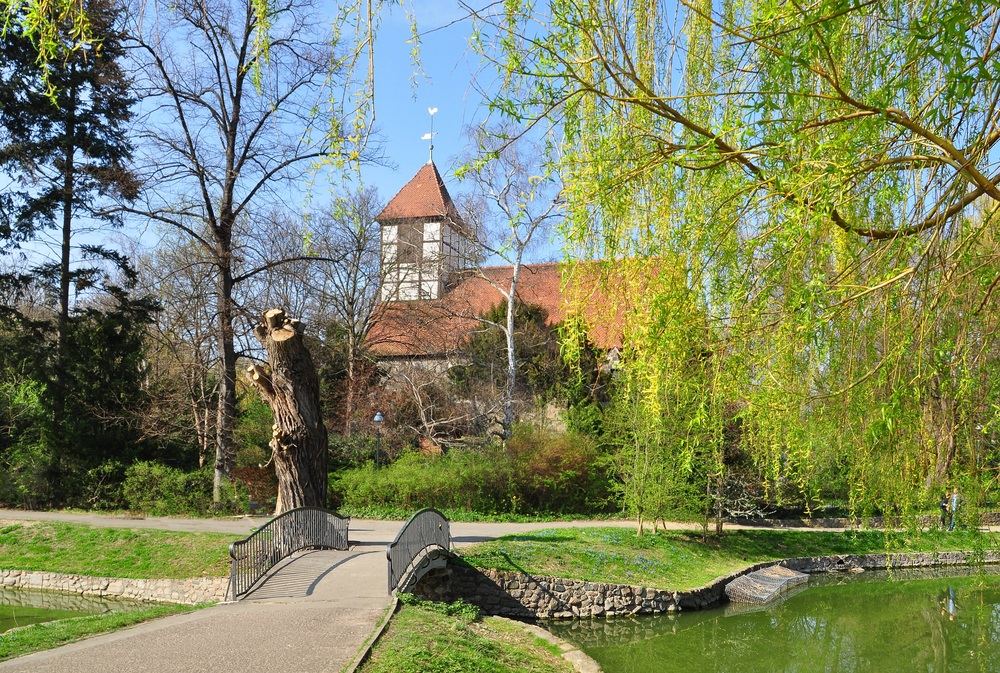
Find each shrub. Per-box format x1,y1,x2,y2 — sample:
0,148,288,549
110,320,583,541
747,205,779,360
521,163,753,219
80,460,127,511
0,378,54,509
122,461,213,516
0,439,54,509
332,448,514,514
331,425,612,516
235,395,272,468
329,433,381,468
506,425,610,513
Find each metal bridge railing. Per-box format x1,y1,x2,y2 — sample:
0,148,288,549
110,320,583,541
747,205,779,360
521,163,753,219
228,506,349,600
387,508,451,594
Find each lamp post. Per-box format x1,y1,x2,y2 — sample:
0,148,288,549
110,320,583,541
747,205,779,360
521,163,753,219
373,411,384,467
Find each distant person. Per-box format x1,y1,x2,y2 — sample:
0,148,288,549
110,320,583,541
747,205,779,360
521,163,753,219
940,494,949,528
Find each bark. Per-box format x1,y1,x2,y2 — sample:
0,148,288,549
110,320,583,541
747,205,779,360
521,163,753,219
502,266,518,444
54,65,77,431
345,338,356,437
214,260,238,501
247,308,328,514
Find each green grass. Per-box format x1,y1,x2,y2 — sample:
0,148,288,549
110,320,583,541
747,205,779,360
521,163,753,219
0,520,235,661
459,527,998,590
0,604,201,661
0,521,240,578
359,598,575,673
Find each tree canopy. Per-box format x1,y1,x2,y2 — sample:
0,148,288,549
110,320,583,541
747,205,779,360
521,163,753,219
474,0,1000,520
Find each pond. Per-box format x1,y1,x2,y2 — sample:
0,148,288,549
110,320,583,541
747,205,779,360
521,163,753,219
0,588,143,634
542,567,1000,673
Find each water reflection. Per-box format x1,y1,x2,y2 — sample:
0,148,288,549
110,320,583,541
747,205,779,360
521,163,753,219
0,588,143,633
543,568,1000,673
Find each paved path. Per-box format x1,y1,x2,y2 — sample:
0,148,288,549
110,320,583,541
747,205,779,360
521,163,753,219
0,511,643,673
0,509,642,542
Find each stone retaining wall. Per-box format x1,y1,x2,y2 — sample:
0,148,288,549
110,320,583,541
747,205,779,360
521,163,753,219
0,569,228,605
782,549,1000,573
413,550,1000,619
413,562,772,619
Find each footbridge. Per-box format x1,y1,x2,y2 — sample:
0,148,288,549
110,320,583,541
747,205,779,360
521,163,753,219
1,508,460,673
227,506,453,601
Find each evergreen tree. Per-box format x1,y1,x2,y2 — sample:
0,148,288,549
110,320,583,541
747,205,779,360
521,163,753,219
0,270,157,508
0,0,149,507
0,0,138,355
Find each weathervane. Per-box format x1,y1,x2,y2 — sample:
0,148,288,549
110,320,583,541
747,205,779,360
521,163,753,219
421,107,438,163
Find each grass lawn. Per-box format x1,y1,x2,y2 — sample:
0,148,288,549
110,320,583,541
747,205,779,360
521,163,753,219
360,598,575,673
459,527,999,590
0,520,238,662
0,520,240,578
3,517,997,668
0,604,202,661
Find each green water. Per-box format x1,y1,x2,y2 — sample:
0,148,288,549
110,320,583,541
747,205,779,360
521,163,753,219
0,588,140,634
544,569,1000,673
0,605,82,633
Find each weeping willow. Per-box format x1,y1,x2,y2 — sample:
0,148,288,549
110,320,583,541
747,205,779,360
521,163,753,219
476,0,1000,524
2,0,398,128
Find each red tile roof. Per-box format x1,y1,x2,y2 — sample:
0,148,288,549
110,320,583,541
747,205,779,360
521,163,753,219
376,162,465,227
367,261,633,358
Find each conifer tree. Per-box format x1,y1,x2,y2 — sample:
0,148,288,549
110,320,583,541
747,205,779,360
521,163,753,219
0,0,144,503
0,0,137,356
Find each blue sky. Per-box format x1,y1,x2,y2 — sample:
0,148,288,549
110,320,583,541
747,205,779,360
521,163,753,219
360,2,562,263
5,2,546,280
362,2,486,203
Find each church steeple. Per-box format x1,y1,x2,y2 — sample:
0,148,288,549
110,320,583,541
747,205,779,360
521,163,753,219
377,161,462,224
421,107,438,164
376,161,469,302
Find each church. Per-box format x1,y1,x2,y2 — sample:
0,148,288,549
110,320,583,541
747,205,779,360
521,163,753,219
367,159,626,373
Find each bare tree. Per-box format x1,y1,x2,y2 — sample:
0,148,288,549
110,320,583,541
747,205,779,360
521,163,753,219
304,189,388,434
122,0,354,500
456,125,561,441
234,189,389,436
136,232,218,464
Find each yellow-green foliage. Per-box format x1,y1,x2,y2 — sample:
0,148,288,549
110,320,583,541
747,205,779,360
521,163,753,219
480,0,1000,521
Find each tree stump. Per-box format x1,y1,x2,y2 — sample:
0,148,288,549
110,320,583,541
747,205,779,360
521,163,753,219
247,308,328,514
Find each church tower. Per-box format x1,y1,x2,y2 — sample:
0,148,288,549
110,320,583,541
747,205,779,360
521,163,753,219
376,161,469,301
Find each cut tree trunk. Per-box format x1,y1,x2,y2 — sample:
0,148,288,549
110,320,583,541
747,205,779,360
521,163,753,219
247,308,329,514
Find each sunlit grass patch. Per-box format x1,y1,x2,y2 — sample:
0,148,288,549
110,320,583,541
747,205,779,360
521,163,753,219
0,604,201,662
360,597,574,673
460,527,997,589
0,521,240,578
